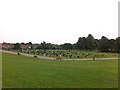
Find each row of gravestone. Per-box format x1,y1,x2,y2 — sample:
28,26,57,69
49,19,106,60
17,49,117,59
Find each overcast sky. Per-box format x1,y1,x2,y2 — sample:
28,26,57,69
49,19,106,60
0,0,119,44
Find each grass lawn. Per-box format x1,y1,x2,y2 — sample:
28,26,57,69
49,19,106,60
2,52,118,88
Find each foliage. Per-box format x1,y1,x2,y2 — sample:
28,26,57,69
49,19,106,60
99,36,109,52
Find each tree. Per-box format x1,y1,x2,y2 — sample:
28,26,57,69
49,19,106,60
40,41,48,49
108,39,116,52
61,43,73,50
99,36,109,52
94,39,99,50
46,43,52,49
86,34,95,50
115,37,120,52
14,43,21,50
76,37,87,50
21,42,25,44
52,44,62,49
73,43,77,50
26,42,32,45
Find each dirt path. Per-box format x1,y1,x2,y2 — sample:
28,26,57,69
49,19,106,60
0,50,118,60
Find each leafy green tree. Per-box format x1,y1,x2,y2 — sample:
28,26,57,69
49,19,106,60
108,39,116,52
115,37,120,52
40,41,48,49
86,34,95,50
46,43,52,49
99,36,109,52
61,43,73,50
76,37,82,50
76,37,87,50
94,39,99,50
73,43,77,50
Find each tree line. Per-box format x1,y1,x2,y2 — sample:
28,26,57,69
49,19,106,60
74,34,120,52
13,34,120,53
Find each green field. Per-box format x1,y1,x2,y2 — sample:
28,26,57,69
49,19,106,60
2,52,118,88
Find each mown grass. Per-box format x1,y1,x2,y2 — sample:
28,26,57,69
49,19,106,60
2,52,118,88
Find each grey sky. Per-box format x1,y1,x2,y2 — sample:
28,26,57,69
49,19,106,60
0,0,118,44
